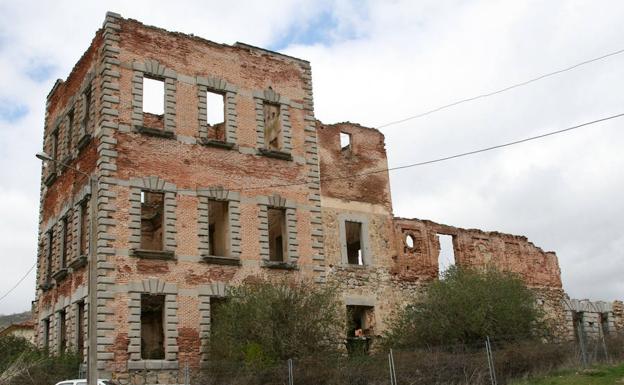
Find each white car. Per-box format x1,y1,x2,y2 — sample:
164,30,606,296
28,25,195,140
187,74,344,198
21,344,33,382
55,380,116,385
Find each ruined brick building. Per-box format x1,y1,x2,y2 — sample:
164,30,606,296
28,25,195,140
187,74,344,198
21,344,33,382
32,12,618,383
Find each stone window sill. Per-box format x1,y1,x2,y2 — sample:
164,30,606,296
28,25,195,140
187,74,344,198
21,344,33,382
202,255,241,266
135,125,175,139
52,268,68,282
262,260,298,270
130,249,175,260
340,263,370,270
200,138,236,150
68,255,88,270
258,148,293,161
44,172,57,187
127,359,179,370
76,133,92,152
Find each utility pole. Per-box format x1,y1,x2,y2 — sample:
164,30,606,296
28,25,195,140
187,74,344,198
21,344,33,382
37,152,99,384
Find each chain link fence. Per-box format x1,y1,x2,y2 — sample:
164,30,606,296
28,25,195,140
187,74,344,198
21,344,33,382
190,333,624,385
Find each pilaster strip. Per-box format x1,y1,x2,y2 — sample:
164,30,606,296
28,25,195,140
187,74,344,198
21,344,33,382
94,11,122,371
300,62,326,283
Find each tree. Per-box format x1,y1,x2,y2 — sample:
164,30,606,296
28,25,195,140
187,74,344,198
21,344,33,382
384,266,548,349
209,278,343,365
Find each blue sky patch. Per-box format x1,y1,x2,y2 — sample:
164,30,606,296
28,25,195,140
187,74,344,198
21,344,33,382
0,100,28,123
25,61,57,83
270,10,340,50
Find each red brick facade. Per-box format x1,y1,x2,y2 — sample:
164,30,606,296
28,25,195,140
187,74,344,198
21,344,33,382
33,12,568,383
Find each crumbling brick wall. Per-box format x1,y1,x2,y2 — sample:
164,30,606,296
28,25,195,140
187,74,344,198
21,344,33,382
392,217,567,336
317,121,392,209
392,218,562,288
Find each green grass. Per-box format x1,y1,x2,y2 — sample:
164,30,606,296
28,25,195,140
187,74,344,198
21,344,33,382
511,363,624,385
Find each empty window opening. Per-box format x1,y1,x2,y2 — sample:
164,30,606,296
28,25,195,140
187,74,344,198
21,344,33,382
143,77,165,128
268,208,287,262
60,216,68,269
208,200,229,257
405,234,415,249
80,200,89,256
600,312,610,336
140,294,165,359
51,130,59,173
346,306,375,355
209,297,227,336
42,318,50,350
206,91,225,141
140,191,164,251
437,234,455,276
77,301,85,360
82,86,92,129
572,311,584,342
340,132,351,151
66,109,74,151
58,310,67,353
345,221,363,265
263,102,282,151
46,229,54,281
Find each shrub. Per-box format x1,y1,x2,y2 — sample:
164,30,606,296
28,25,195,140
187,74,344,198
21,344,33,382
208,278,343,364
384,266,548,348
0,335,80,385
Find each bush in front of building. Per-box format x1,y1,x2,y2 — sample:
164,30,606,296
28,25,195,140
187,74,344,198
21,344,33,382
383,266,549,349
0,335,80,385
207,278,343,366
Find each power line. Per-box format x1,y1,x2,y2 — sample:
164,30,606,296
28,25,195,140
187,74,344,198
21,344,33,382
3,117,619,301
236,112,624,191
376,47,624,129
0,262,36,304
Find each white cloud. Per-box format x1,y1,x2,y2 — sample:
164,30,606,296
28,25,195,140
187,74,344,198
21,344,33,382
1,0,623,314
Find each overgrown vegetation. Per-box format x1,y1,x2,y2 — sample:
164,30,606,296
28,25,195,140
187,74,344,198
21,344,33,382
511,362,624,385
384,266,548,348
208,278,343,365
0,335,80,385
198,337,624,385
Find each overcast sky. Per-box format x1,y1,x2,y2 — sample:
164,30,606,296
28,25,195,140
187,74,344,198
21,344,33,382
1,0,622,315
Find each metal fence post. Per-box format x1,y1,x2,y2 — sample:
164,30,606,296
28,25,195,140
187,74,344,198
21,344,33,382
288,358,294,385
485,336,498,385
388,349,398,385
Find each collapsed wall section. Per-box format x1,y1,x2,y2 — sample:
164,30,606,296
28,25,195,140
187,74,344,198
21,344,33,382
393,217,567,336
392,218,562,288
